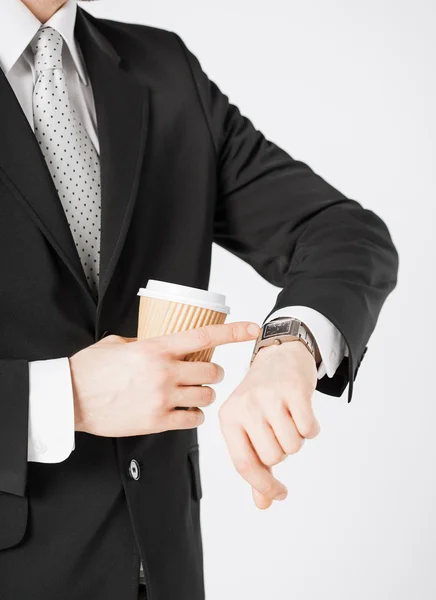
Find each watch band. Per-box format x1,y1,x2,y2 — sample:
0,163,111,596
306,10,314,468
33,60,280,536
250,317,318,366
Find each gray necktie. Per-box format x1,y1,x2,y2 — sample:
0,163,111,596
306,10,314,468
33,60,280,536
31,26,101,298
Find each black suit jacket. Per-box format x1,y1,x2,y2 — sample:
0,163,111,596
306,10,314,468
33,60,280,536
0,7,398,600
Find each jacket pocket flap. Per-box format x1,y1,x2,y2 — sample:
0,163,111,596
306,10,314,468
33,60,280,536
0,493,28,549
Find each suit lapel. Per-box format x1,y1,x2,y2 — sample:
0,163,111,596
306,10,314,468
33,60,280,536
0,9,149,311
0,70,94,301
75,9,150,306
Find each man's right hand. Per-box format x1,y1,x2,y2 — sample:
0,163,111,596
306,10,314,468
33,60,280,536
69,322,260,438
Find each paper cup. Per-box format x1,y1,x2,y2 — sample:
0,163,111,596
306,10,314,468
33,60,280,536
137,280,230,362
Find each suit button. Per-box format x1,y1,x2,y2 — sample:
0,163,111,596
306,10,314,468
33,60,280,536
129,459,140,481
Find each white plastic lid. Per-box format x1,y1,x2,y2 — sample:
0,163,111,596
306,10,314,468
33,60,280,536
137,280,230,314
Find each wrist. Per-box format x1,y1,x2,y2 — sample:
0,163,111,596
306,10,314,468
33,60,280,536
254,337,317,365
68,355,86,433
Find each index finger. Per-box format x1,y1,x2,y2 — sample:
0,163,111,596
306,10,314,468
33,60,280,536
154,322,260,358
223,424,288,501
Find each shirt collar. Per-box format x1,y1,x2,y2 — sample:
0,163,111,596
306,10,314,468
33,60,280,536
0,0,88,85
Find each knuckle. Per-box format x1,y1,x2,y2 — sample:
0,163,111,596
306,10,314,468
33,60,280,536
195,327,211,349
147,337,167,355
234,457,255,477
238,389,254,407
103,334,119,343
201,386,215,405
263,451,286,467
244,394,263,418
209,363,224,383
151,365,172,393
136,340,154,358
152,391,166,409
291,380,313,401
287,375,304,393
283,438,304,455
173,360,183,384
154,377,167,395
187,409,204,428
208,363,218,381
218,401,234,424
298,419,318,438
257,480,275,497
151,334,174,353
155,372,169,393
231,324,241,342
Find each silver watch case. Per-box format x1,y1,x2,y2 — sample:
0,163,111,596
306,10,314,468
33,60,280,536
250,317,316,366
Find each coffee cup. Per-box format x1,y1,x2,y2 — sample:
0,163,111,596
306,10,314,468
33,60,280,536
137,280,230,362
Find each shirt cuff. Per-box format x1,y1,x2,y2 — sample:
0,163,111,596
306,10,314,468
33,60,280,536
28,358,75,463
265,306,348,379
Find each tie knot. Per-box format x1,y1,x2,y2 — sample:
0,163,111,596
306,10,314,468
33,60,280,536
31,27,64,76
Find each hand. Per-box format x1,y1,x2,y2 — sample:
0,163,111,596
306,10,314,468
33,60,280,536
70,321,260,438
219,340,320,509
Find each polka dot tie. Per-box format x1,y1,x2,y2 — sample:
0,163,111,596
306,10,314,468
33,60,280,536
31,27,101,299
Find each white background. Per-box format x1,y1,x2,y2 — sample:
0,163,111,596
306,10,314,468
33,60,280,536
83,2,435,598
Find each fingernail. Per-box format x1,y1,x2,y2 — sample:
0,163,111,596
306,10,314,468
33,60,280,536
247,323,260,336
275,491,287,501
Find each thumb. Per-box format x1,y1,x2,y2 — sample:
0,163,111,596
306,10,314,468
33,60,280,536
98,334,136,345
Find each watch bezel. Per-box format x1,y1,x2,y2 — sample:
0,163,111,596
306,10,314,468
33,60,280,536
262,319,294,340
250,317,318,367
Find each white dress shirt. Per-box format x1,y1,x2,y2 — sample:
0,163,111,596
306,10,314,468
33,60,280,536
0,0,346,465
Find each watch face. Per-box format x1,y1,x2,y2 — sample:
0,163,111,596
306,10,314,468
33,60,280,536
262,319,293,339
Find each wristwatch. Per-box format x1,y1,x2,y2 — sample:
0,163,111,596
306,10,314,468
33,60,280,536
250,317,320,367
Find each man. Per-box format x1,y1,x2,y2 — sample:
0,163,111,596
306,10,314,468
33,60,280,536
0,0,398,598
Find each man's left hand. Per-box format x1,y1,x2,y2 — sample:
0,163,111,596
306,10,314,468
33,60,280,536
218,340,320,509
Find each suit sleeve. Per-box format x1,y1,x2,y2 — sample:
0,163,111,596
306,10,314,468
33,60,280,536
0,360,29,496
174,34,399,401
